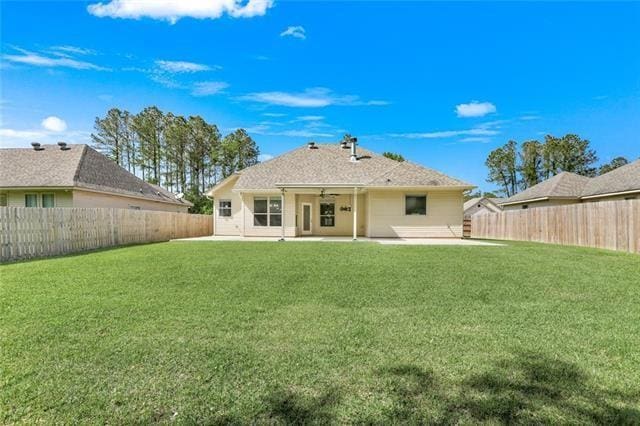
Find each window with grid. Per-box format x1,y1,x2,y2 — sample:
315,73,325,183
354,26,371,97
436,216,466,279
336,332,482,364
219,200,232,217
320,202,335,227
254,196,282,226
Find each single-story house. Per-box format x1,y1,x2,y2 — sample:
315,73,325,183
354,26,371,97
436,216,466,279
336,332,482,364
463,196,503,218
0,143,192,212
205,141,473,239
499,159,640,210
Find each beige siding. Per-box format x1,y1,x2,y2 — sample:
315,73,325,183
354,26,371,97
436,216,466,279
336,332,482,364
3,190,73,208
502,199,579,211
72,190,188,213
367,190,464,238
213,185,243,236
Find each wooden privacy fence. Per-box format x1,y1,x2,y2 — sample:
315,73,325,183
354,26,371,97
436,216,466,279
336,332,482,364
471,199,640,253
0,207,213,262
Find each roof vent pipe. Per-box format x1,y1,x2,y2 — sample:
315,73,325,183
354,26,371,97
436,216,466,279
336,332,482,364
57,141,70,151
31,142,44,151
350,137,358,162
308,141,316,149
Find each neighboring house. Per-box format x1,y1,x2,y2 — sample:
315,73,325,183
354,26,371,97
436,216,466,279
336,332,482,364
0,143,192,212
499,159,640,210
206,141,473,238
463,197,503,218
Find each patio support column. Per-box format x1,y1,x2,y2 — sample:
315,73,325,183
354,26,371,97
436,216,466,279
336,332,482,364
353,187,358,241
279,188,285,241
240,192,245,237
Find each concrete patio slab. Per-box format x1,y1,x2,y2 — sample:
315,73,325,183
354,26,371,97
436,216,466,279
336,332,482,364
173,235,503,246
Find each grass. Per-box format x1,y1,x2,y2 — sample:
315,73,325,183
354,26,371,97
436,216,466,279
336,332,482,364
1,241,639,424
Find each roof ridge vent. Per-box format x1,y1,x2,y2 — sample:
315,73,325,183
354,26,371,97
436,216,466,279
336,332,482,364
307,141,318,149
58,141,71,151
31,142,44,151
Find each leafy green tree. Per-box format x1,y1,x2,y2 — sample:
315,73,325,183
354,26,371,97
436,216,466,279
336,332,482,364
542,134,597,178
485,140,518,197
164,113,190,193
132,106,165,184
187,116,220,195
91,108,129,167
220,129,259,178
598,157,629,175
382,151,405,162
519,140,543,189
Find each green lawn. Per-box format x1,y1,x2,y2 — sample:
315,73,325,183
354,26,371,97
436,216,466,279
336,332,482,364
1,241,639,424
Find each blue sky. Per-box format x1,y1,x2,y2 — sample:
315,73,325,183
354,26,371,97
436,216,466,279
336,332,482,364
1,1,639,192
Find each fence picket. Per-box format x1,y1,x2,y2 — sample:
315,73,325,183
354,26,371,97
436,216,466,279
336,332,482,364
0,208,213,262
471,200,639,254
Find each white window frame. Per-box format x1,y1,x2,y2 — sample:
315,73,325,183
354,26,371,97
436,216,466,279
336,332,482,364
25,193,39,207
253,196,282,227
219,199,232,217
319,202,335,227
41,193,55,208
404,194,427,216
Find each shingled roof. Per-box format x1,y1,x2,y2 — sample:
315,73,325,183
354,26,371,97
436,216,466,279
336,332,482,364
581,159,640,198
0,144,192,207
220,143,472,191
500,172,591,205
500,159,640,205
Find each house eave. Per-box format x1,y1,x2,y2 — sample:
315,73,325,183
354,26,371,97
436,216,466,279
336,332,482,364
580,189,640,200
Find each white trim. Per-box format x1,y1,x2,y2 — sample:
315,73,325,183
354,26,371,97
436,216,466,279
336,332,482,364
499,196,550,206
580,189,640,200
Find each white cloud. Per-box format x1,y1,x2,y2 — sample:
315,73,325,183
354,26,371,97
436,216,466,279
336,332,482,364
519,115,541,121
0,128,91,148
41,116,68,132
280,26,306,40
389,128,499,139
3,47,108,71
388,121,502,141
239,87,388,108
262,112,286,117
88,0,273,23
455,101,496,118
192,81,229,96
258,153,274,162
295,115,324,121
50,45,96,56
155,60,217,73
458,137,492,143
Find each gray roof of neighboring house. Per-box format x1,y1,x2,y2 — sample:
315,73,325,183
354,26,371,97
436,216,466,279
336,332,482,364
0,144,192,207
463,197,504,212
581,159,640,198
499,160,640,205
499,172,591,205
228,143,472,191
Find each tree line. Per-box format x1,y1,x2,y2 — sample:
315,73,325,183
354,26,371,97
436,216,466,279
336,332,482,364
91,106,260,213
485,133,631,197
